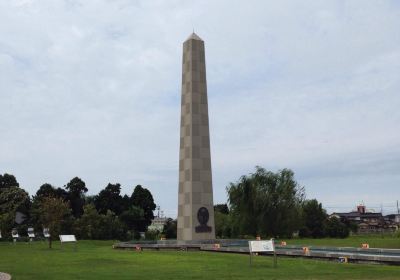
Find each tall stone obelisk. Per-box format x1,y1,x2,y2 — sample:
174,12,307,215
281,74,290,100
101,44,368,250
177,33,215,241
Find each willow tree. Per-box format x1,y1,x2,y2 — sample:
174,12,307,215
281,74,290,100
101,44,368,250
227,167,305,238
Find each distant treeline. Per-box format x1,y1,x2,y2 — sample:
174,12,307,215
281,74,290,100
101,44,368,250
1,167,356,242
0,173,156,241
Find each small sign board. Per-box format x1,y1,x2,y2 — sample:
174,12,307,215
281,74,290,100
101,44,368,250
11,229,19,238
248,239,277,267
249,240,275,253
11,229,19,244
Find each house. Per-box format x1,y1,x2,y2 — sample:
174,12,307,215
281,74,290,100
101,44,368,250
148,217,168,232
384,214,400,232
385,214,400,224
330,204,398,234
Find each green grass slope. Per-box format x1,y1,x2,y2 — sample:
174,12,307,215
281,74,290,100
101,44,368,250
0,240,399,280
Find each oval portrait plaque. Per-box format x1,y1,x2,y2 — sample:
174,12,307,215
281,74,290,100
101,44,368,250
197,207,209,225
195,207,212,233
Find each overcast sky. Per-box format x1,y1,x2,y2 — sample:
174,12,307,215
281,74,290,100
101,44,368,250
1,0,399,216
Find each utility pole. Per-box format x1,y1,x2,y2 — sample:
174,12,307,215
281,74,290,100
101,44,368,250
397,200,399,215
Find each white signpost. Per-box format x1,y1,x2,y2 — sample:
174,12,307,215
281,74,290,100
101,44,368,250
59,235,77,251
248,239,277,267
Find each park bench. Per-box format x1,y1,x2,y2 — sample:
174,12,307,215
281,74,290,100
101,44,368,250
28,227,35,241
43,228,50,238
59,235,77,251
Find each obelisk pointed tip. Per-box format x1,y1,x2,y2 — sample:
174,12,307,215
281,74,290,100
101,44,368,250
186,32,203,41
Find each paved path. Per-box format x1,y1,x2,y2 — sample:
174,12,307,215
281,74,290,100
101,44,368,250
0,272,11,280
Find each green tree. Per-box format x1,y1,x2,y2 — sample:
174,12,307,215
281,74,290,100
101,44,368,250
102,210,127,240
145,229,161,240
39,196,71,248
65,177,88,218
227,167,304,238
214,204,229,215
0,212,15,239
215,211,232,238
324,216,350,238
74,204,102,239
227,175,258,236
84,195,96,205
343,219,358,234
119,206,145,236
94,183,123,215
0,186,30,214
162,218,177,239
0,173,19,190
214,204,231,238
35,183,68,200
0,186,30,238
74,204,126,240
131,185,156,232
120,194,131,213
30,183,68,232
299,199,327,238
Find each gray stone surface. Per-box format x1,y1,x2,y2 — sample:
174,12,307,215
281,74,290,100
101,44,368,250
114,241,400,264
0,272,11,280
177,33,215,241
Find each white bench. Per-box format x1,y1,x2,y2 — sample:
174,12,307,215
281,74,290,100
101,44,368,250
59,235,77,251
28,227,35,241
43,228,50,238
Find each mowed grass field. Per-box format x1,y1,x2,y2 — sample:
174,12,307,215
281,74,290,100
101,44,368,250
1,240,400,280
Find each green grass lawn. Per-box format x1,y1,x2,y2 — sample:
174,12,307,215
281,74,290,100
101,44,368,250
0,240,400,279
279,235,400,249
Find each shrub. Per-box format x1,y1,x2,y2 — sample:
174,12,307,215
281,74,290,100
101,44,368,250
324,217,350,238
